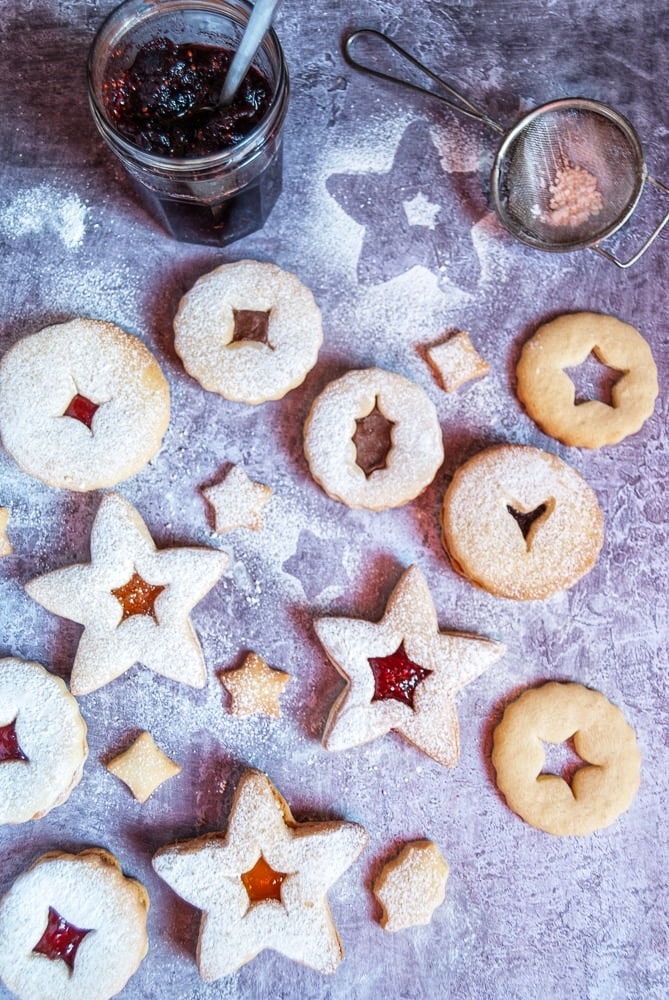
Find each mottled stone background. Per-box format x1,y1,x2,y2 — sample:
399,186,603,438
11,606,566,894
0,1,668,998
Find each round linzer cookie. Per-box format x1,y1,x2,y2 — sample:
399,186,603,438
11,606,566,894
304,367,444,510
440,444,604,600
0,848,149,1000
0,318,170,491
173,259,323,404
0,657,88,825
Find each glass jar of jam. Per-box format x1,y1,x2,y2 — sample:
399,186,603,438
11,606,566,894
87,0,289,246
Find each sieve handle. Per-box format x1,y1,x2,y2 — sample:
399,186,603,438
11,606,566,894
593,175,669,268
343,29,505,135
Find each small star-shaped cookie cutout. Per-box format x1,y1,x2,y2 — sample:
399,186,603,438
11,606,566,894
106,731,181,803
0,507,11,556
373,840,449,932
25,492,229,695
314,564,505,765
203,465,272,533
220,652,290,718
152,768,367,979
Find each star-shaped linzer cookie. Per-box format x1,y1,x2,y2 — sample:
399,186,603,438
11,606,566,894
203,464,272,533
314,565,505,766
220,652,290,718
25,492,229,695
152,769,367,979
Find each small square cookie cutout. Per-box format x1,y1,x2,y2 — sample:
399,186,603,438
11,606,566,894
426,331,490,392
106,732,181,803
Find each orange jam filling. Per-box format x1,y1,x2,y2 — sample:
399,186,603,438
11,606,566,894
241,855,288,905
32,906,91,971
63,393,99,430
232,308,271,346
353,400,395,476
111,571,165,623
368,642,432,709
0,718,28,763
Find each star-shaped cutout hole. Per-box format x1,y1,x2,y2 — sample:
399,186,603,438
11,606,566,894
541,735,585,786
32,906,92,972
315,564,505,766
326,119,487,291
203,465,272,533
62,392,100,431
566,351,622,406
241,854,288,908
106,731,182,803
111,570,165,624
369,642,432,708
0,507,12,557
152,769,367,978
220,652,290,718
282,529,349,600
232,309,272,347
0,717,28,763
352,399,395,475
373,839,449,932
25,492,229,695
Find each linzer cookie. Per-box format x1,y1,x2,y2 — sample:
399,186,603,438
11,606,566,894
0,318,170,491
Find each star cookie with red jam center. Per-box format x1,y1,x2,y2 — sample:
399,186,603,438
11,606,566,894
25,492,228,695
314,564,505,765
152,768,367,979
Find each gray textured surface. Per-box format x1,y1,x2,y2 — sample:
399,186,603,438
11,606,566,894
1,1,668,998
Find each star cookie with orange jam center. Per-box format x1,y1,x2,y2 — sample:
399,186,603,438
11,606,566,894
25,492,228,695
203,465,272,533
152,768,367,979
220,652,290,718
0,507,11,556
106,731,181,803
314,564,505,765
373,840,449,932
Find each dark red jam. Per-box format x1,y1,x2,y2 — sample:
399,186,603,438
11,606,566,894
368,643,432,709
32,907,91,972
103,39,272,159
63,393,99,430
506,503,548,541
0,718,28,763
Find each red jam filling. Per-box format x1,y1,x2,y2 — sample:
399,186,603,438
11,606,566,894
32,907,91,971
368,642,432,708
232,309,271,346
63,394,99,430
102,40,273,158
0,718,28,763
111,571,165,623
353,400,395,476
507,503,548,541
241,855,287,905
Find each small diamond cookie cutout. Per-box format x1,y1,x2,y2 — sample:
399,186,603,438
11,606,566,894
426,330,490,392
203,465,272,532
0,507,11,556
220,652,290,718
152,768,367,979
373,840,449,932
315,564,505,766
106,732,181,803
25,492,229,695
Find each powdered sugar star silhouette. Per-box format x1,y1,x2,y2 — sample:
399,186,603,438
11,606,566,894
327,120,487,291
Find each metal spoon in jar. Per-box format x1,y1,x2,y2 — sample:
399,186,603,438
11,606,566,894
218,0,283,105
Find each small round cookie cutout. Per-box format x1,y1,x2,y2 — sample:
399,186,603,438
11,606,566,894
304,368,444,510
516,312,658,448
440,444,604,600
491,682,641,836
0,319,170,491
0,657,88,825
0,848,149,1000
173,259,323,404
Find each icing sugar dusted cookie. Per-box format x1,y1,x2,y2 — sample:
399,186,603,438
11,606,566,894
0,657,88,825
25,492,229,695
0,848,149,1000
174,260,323,404
315,564,505,765
153,768,367,979
0,318,170,491
304,368,444,510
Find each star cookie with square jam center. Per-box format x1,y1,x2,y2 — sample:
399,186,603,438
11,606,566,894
314,564,505,765
25,492,229,695
152,768,367,979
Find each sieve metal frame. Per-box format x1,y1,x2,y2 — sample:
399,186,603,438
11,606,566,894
344,29,669,268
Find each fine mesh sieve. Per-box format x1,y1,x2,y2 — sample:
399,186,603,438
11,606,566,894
344,29,669,268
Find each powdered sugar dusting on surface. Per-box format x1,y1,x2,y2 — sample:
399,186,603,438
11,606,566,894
0,184,87,249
